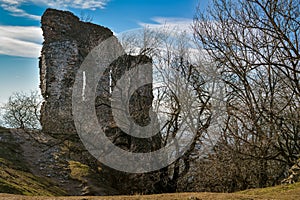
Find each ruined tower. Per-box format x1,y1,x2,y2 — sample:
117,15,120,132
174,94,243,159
40,8,113,137
39,8,164,194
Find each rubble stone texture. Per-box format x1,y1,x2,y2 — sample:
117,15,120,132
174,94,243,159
39,8,164,194
40,8,113,137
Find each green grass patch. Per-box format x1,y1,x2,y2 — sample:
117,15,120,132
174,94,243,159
0,167,66,196
68,160,91,181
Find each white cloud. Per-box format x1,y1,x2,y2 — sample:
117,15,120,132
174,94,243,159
117,17,196,60
139,17,194,34
0,0,109,20
1,2,41,20
0,25,42,58
32,0,109,10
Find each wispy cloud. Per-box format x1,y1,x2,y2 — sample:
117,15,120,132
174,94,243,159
139,17,193,34
0,0,110,20
0,25,42,58
33,0,109,10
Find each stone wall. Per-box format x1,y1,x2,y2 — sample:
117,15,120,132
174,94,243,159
39,8,164,194
40,8,113,138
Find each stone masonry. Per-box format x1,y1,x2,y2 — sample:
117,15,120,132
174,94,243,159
39,8,164,194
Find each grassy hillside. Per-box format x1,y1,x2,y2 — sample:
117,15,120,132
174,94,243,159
0,127,66,196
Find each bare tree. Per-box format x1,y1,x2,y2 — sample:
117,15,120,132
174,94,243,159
1,91,42,130
193,0,300,191
119,27,213,192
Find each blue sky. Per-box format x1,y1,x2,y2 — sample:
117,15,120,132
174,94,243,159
0,0,209,103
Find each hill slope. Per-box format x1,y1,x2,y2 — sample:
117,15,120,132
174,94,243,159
0,127,65,196
1,126,300,199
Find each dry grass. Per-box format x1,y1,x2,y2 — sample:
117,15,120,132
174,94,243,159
1,182,300,200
